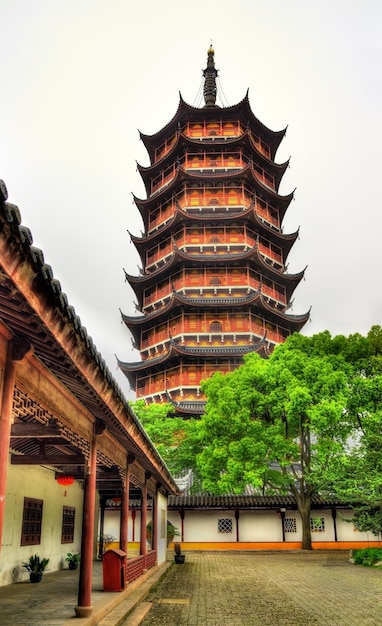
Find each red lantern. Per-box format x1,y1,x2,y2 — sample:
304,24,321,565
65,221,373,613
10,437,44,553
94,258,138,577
56,474,74,496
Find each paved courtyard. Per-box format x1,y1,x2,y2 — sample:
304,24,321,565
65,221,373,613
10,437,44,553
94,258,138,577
137,551,382,625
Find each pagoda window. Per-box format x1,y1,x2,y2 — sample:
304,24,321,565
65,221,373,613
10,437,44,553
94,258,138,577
206,122,219,136
208,197,220,205
210,321,222,332
227,189,239,205
222,122,237,137
209,277,221,286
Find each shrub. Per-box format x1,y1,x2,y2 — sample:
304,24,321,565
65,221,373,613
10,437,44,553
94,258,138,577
353,547,382,567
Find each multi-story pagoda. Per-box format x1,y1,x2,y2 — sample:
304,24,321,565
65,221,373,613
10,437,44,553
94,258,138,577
119,46,309,415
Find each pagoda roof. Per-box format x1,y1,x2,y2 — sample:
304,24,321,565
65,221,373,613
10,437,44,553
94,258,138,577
117,336,266,380
133,166,294,225
122,290,309,347
137,131,289,195
165,397,206,417
129,203,298,264
121,290,265,342
139,93,286,162
124,245,305,306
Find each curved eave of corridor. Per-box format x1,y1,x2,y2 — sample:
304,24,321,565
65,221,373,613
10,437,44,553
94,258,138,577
0,181,179,496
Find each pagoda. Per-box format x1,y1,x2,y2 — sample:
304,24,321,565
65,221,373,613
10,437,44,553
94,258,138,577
118,46,309,415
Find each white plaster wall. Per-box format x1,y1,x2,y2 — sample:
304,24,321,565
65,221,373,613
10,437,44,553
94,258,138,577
309,509,335,541
156,492,168,564
168,512,181,539
179,511,236,542
336,509,379,542
1,459,84,586
101,498,168,564
239,510,283,541
102,510,120,543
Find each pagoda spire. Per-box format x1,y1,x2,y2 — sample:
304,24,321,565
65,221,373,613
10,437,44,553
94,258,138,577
203,44,218,108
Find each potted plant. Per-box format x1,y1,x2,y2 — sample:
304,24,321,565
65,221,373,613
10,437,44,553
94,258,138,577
22,554,49,583
146,520,180,546
174,542,185,564
65,552,81,570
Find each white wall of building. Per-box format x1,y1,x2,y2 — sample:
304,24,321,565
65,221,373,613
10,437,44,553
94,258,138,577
240,510,283,541
168,507,380,545
157,491,169,564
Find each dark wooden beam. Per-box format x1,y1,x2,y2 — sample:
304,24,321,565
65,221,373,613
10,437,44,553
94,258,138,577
11,454,85,465
11,423,62,438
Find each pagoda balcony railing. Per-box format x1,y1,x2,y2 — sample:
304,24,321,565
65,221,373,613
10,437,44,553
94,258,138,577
255,204,279,229
138,351,292,397
147,194,280,234
150,160,275,197
145,238,283,270
137,386,206,401
181,123,271,159
140,328,285,353
185,166,242,176
151,184,251,209
143,282,286,310
253,170,275,190
184,120,245,139
181,151,249,170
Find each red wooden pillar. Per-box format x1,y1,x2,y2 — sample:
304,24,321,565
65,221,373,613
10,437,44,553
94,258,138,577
152,487,158,554
120,461,130,578
0,339,16,552
75,428,97,618
140,483,147,557
0,336,32,552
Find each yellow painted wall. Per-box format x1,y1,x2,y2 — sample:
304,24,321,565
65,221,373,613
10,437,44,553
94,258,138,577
1,458,84,585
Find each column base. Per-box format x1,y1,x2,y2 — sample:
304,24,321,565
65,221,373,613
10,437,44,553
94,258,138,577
75,606,93,618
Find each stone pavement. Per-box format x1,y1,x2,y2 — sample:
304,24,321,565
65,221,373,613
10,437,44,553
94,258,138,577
135,551,382,625
1,552,382,625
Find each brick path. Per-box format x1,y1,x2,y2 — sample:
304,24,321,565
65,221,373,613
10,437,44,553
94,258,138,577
138,551,382,625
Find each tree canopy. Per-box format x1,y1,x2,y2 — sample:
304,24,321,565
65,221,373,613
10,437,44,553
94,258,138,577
130,326,382,547
130,400,199,479
198,332,356,548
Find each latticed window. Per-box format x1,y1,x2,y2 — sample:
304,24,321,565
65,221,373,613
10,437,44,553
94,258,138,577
218,518,233,533
210,321,222,332
61,506,75,544
21,498,43,546
209,277,221,285
310,517,325,532
284,517,297,533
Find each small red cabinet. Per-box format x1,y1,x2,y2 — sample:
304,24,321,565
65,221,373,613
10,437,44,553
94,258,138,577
102,548,126,592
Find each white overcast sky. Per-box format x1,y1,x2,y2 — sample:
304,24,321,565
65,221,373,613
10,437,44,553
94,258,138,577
1,1,381,399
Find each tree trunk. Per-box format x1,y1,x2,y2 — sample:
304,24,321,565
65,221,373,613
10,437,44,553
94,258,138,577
293,482,313,550
300,505,312,550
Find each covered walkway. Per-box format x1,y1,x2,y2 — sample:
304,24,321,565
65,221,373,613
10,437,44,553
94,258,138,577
0,559,170,626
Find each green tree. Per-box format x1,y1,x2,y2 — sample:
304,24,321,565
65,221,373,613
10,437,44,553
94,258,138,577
198,332,352,549
323,373,382,535
130,400,199,478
